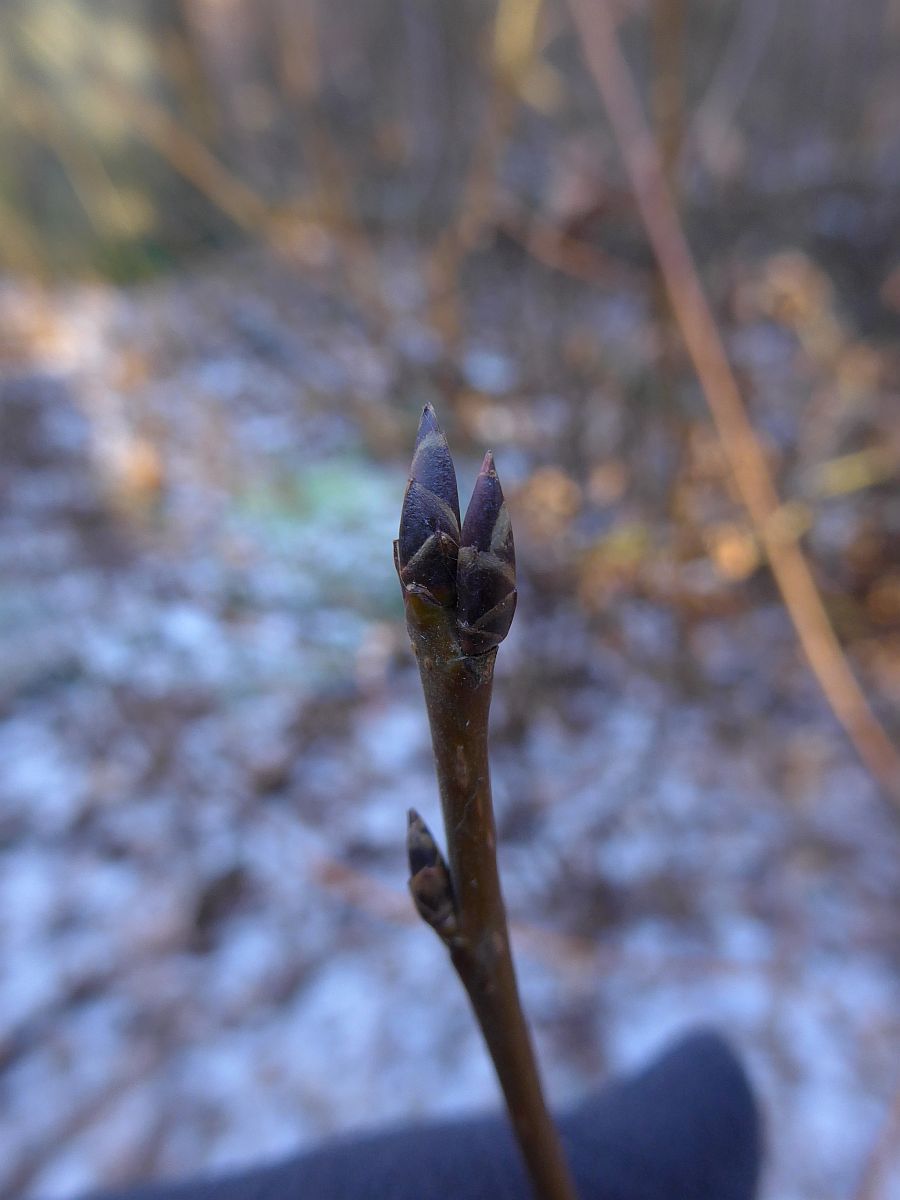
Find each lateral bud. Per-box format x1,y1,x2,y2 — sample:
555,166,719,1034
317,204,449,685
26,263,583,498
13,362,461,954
456,452,517,655
406,808,458,939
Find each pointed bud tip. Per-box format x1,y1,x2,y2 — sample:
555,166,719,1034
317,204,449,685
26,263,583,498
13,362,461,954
457,448,515,652
460,457,509,553
404,404,460,523
416,404,441,443
406,809,444,878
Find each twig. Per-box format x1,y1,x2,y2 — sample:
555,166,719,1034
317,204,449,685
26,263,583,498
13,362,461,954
422,0,537,355
495,196,652,291
650,0,687,192
13,9,389,329
649,0,689,513
687,0,781,173
396,407,578,1200
2,1045,163,1199
10,84,139,245
566,0,900,810
13,13,271,237
312,856,789,988
854,1077,900,1200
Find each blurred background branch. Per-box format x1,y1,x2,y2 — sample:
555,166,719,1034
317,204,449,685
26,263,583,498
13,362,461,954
566,0,900,809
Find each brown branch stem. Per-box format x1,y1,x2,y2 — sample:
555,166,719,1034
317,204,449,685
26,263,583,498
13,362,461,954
405,597,578,1200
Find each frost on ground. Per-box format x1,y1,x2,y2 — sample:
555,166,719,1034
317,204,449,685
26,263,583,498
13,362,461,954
0,248,898,1200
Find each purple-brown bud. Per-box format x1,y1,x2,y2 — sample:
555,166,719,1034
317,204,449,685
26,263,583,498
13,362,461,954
406,808,457,937
396,409,517,655
456,452,517,655
395,405,461,608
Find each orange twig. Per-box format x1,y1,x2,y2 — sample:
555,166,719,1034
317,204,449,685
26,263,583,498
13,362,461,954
566,0,900,809
495,198,651,291
91,74,275,237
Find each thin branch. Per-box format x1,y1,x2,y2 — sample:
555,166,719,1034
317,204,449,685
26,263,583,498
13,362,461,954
1,1046,163,1199
566,0,900,810
687,0,782,173
496,195,652,291
97,73,276,237
396,408,578,1200
13,10,389,328
650,0,687,190
10,84,141,245
854,1077,900,1200
13,13,272,236
312,855,808,989
422,0,540,354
